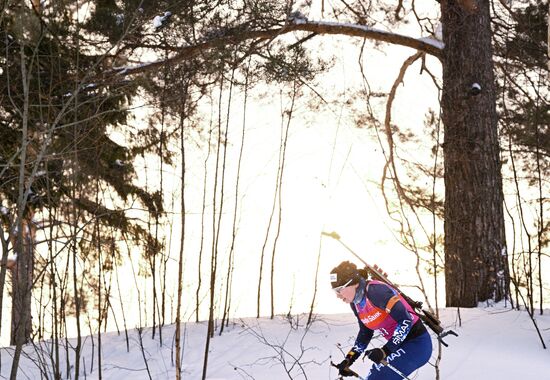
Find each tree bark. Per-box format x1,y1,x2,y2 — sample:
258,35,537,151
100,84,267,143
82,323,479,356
441,0,509,307
10,213,35,346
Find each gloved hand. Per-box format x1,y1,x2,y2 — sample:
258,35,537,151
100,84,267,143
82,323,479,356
365,347,387,364
335,358,356,377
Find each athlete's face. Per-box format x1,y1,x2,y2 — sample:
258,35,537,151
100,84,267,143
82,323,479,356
334,283,358,303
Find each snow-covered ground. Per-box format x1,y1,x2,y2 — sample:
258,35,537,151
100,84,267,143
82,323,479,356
1,303,549,379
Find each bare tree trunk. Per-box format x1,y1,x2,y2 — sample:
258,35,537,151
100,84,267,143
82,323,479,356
95,184,103,380
36,266,45,341
441,0,509,307
508,133,534,313
196,111,215,323
46,204,60,379
221,66,242,334
60,251,71,377
10,44,35,380
175,103,187,380
202,74,231,380
257,99,285,318
270,86,295,319
149,226,158,339
533,82,544,315
71,78,82,380
72,241,82,379
114,258,130,352
156,121,165,343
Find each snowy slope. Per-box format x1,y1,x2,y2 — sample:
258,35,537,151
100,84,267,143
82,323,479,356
1,303,549,379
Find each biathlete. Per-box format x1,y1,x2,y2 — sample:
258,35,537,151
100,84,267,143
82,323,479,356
331,261,432,379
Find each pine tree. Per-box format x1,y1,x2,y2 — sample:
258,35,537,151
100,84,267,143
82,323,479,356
0,0,164,350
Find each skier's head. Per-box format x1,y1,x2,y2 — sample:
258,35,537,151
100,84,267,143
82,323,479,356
330,261,362,288
330,261,363,303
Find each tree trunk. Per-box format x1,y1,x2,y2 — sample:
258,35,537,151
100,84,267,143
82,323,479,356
10,212,35,345
441,0,509,307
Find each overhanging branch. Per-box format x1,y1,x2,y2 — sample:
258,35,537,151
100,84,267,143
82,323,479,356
107,20,443,78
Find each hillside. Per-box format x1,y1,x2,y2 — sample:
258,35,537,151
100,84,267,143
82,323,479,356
1,303,549,379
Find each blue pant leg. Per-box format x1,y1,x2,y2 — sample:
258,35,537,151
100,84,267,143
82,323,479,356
365,331,433,380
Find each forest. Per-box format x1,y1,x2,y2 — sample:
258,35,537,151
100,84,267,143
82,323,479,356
0,1,548,379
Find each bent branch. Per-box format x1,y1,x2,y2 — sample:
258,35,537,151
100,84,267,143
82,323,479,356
108,21,443,78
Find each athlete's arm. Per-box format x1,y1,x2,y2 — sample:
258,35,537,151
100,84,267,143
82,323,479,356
348,303,374,359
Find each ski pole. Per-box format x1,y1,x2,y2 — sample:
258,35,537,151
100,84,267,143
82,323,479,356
380,360,412,380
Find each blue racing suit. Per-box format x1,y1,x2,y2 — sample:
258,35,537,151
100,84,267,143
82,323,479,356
348,279,433,380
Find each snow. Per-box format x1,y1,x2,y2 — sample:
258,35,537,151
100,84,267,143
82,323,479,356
297,20,445,52
417,36,445,50
289,11,308,23
153,12,172,29
310,20,393,35
152,15,164,29
0,303,548,379
435,23,443,41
